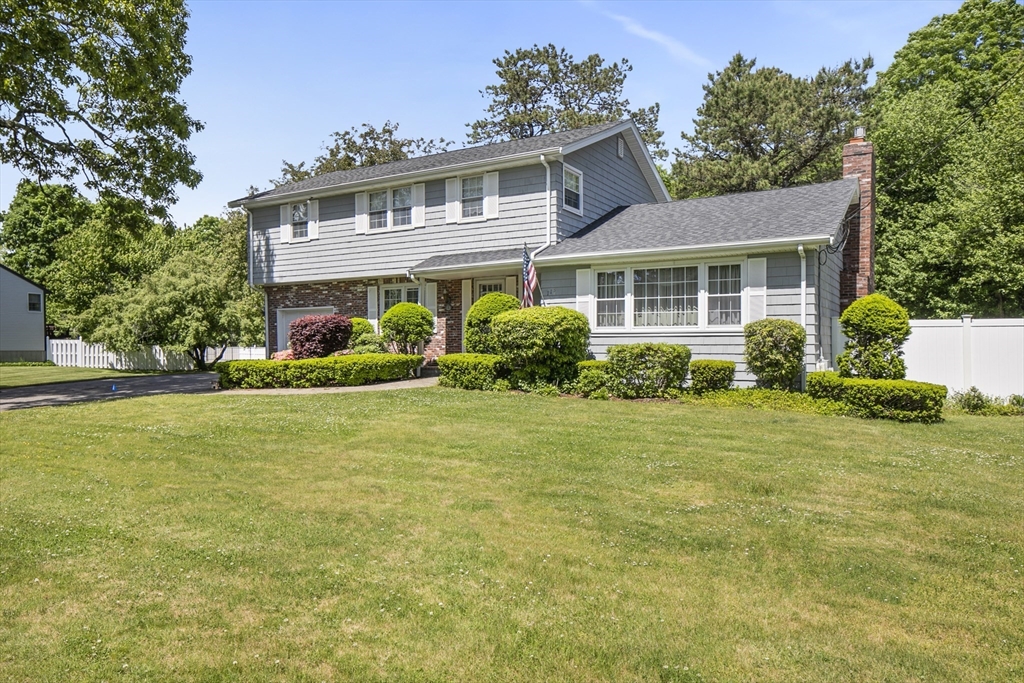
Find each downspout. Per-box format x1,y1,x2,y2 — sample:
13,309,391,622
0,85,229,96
530,154,553,303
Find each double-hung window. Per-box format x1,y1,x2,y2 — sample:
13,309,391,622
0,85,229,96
707,264,742,326
461,176,484,218
28,293,41,311
563,165,581,213
291,202,309,239
596,270,626,327
369,191,389,230
392,186,412,227
633,266,698,327
383,285,419,312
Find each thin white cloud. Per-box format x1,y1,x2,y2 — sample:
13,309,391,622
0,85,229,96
602,10,712,68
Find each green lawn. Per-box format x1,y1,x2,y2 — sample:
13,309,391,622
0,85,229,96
1,389,1021,681
0,365,151,389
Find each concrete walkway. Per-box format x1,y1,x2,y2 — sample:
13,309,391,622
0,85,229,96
0,374,438,411
0,372,219,411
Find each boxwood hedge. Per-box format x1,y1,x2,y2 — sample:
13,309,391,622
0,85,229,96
437,353,504,391
217,354,423,389
806,371,946,423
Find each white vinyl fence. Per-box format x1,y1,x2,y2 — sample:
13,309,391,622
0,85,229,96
48,338,266,371
833,316,1024,398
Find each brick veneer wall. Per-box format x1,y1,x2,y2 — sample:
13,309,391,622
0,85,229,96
264,278,463,359
840,138,875,311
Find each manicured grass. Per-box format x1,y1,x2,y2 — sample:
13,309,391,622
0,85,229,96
0,365,151,389
1,388,1021,681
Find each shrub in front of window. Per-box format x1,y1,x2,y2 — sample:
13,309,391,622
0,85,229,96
348,317,375,348
437,353,504,391
217,354,423,389
351,333,388,354
688,359,735,394
605,343,691,399
379,302,434,354
489,306,590,386
465,292,520,354
289,314,353,360
743,318,806,390
836,293,911,379
806,371,946,423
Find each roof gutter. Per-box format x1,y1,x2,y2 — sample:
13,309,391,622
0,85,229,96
535,234,834,265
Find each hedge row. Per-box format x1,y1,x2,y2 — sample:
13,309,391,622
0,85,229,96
437,353,503,391
688,359,735,394
217,354,423,389
806,371,946,423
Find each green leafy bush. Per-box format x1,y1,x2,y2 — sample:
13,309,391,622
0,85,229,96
437,353,503,391
217,354,423,389
606,343,691,399
465,292,520,354
836,293,911,379
948,387,1024,416
689,359,735,394
380,303,434,354
348,317,375,347
571,368,610,397
807,371,946,423
490,306,590,386
351,333,388,354
743,318,806,390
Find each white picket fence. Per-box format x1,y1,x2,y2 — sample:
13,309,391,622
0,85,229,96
47,338,266,371
833,316,1024,398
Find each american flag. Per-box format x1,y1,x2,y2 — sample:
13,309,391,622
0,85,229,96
521,244,538,307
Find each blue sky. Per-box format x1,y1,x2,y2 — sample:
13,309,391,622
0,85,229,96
0,0,958,226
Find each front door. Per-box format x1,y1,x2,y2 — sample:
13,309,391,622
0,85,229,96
476,279,504,302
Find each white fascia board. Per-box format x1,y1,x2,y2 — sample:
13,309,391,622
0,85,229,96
561,120,671,203
229,149,561,209
534,234,834,266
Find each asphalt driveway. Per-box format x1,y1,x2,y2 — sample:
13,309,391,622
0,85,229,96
0,372,219,411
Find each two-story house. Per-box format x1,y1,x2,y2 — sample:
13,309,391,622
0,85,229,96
229,120,875,384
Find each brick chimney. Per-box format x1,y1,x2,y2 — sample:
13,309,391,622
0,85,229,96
839,127,875,311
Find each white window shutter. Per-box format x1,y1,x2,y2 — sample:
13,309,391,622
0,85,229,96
307,199,319,239
367,285,378,331
354,192,369,234
746,257,767,323
576,269,593,324
279,205,291,243
483,171,499,219
445,178,460,223
461,279,472,350
412,183,426,227
504,275,518,300
424,281,438,332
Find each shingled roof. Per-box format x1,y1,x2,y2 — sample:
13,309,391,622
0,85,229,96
538,179,859,260
230,120,647,206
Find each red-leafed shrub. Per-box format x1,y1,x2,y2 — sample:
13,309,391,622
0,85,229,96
271,349,294,361
289,314,353,359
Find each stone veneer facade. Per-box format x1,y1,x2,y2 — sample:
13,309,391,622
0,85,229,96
264,277,463,361
840,138,875,311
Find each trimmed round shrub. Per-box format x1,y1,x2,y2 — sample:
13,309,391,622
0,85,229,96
289,314,353,360
837,293,911,379
348,317,375,347
379,302,434,354
437,353,503,391
489,306,590,386
743,318,806,390
571,360,610,397
465,292,521,354
606,343,691,399
807,371,946,423
689,359,735,394
351,333,388,354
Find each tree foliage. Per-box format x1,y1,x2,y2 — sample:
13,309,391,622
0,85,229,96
871,0,1024,317
0,0,203,218
669,53,873,198
276,121,452,185
0,180,91,286
468,44,666,159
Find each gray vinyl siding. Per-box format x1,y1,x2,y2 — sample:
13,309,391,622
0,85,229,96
538,266,577,303
817,247,843,367
555,134,659,240
764,252,819,374
251,164,551,284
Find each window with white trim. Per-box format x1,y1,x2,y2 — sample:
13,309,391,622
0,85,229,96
291,202,309,239
382,285,420,312
461,176,484,218
633,266,698,327
369,191,388,230
28,293,41,311
563,166,581,213
596,270,626,327
707,264,742,326
392,186,412,227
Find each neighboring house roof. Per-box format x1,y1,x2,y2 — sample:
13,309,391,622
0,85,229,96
537,179,859,262
412,248,524,274
0,264,46,292
229,120,669,207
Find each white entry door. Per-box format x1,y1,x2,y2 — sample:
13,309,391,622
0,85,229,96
277,306,334,351
476,279,504,302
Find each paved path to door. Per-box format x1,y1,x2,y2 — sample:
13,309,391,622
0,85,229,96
0,373,219,411
0,374,438,411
